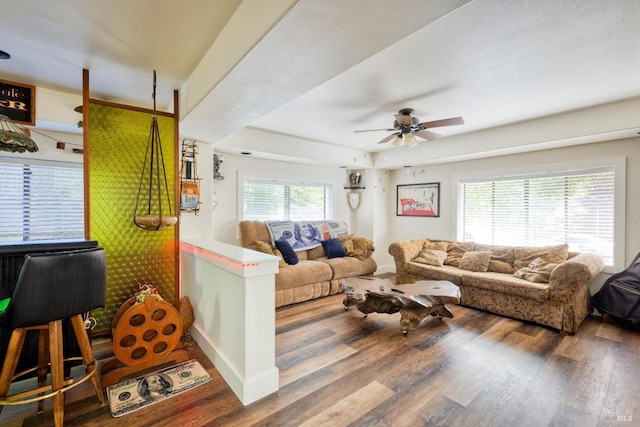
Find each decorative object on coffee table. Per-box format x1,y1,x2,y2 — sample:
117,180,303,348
341,277,460,334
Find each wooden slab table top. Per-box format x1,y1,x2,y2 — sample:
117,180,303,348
340,277,461,334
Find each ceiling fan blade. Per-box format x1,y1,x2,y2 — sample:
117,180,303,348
418,116,464,128
394,114,413,126
378,133,400,144
415,129,442,141
354,128,395,133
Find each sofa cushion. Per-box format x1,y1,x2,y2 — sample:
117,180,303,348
306,245,325,260
404,262,464,285
444,241,475,267
318,256,377,280
513,257,559,283
461,271,549,301
458,251,492,272
413,249,448,266
322,238,347,258
513,244,569,270
275,260,333,290
275,238,298,265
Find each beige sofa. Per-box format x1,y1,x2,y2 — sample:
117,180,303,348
239,220,377,307
388,238,604,333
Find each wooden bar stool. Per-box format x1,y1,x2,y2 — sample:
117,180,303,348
0,247,107,426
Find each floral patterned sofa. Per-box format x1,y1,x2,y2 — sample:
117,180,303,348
388,239,604,333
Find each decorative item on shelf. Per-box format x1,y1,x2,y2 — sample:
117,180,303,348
179,140,201,215
344,169,365,210
349,170,362,187
0,114,38,153
212,190,218,210
133,70,178,231
213,153,224,180
74,105,84,128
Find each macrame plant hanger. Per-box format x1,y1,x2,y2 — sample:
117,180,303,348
133,70,178,231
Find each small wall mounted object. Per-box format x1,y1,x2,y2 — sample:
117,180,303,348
214,153,224,180
179,140,201,214
133,70,178,230
344,169,365,210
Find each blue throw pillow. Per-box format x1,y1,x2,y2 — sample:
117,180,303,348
275,238,298,265
322,238,346,259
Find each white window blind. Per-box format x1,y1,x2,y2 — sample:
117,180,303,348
0,161,84,242
458,166,614,264
242,175,331,221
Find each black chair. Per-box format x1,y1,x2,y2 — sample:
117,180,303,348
0,247,107,426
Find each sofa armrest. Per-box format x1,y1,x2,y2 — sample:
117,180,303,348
548,253,605,299
388,239,427,268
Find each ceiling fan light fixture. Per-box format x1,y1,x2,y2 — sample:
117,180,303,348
391,135,403,147
405,132,419,148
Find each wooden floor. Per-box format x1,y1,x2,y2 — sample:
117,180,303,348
1,279,639,426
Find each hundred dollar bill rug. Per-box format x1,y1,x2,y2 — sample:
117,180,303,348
107,359,212,417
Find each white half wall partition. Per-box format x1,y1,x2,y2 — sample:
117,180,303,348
179,238,279,405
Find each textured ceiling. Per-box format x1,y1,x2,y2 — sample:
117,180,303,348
0,0,639,167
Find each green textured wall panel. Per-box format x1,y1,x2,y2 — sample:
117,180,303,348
89,103,176,331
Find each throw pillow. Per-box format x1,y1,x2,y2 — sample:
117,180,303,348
423,239,449,252
413,249,448,266
513,257,559,283
444,241,475,267
513,244,568,270
254,240,286,267
275,238,298,265
476,244,515,274
488,260,515,274
322,238,347,259
351,236,374,260
458,251,492,272
339,234,354,255
254,240,275,255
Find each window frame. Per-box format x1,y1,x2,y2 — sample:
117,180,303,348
238,170,336,222
453,157,625,273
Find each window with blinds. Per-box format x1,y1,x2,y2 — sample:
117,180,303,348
458,166,615,265
0,161,84,242
242,175,331,221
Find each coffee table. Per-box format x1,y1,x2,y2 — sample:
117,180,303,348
340,277,461,334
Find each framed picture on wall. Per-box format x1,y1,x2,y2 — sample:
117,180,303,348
396,182,440,217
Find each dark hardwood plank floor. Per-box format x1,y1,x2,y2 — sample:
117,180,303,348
2,276,639,426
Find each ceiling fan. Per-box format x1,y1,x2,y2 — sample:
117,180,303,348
354,108,464,147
